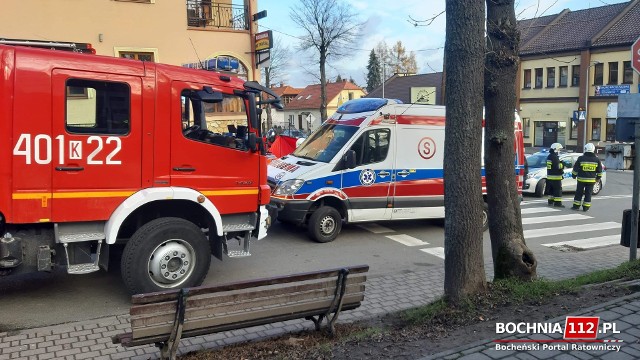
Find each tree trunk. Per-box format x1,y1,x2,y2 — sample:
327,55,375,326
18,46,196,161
443,0,487,304
319,48,328,123
484,0,536,280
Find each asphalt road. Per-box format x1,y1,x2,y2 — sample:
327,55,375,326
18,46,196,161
0,171,634,331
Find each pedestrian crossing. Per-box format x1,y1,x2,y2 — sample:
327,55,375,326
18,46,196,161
358,198,625,260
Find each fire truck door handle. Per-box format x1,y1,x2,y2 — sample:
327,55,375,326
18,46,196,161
55,166,84,171
173,167,196,172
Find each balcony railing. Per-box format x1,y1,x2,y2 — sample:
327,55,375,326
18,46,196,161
186,1,248,30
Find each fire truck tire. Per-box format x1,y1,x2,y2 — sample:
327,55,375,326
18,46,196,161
307,206,342,243
120,217,211,295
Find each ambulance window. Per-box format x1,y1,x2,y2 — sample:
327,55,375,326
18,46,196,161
351,128,390,166
65,79,130,135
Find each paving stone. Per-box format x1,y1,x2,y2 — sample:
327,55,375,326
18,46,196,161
458,353,492,360
600,351,635,360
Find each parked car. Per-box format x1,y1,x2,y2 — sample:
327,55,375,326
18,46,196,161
523,151,606,197
280,128,307,138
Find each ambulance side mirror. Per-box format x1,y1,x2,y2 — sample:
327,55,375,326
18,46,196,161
344,150,357,169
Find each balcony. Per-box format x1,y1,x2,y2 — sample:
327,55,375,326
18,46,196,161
186,1,248,31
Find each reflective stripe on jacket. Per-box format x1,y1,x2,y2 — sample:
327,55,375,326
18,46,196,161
572,152,603,183
546,151,563,181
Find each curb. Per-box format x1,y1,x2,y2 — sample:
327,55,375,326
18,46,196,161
417,291,640,360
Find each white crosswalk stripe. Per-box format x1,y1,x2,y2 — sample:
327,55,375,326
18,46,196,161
360,194,628,259
521,207,561,214
386,234,429,246
542,235,620,250
420,247,445,259
523,222,620,239
522,214,591,225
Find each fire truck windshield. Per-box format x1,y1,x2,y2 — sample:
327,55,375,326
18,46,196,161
292,124,358,162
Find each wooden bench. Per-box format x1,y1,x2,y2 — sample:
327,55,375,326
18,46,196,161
112,265,369,360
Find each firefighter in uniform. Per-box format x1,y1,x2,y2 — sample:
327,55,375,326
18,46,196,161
545,143,565,207
571,143,603,212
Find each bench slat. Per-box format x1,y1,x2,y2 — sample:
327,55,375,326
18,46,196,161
116,302,363,347
131,283,365,329
132,292,364,340
131,265,369,305
130,275,367,317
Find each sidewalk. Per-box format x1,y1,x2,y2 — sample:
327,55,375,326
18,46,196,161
421,292,640,360
0,248,632,360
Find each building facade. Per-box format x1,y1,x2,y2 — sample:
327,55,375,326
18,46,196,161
517,0,640,151
283,81,365,132
365,73,444,105
0,0,260,81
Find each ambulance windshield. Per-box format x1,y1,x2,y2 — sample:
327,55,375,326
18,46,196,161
292,124,358,163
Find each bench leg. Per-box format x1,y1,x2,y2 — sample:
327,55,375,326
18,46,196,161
157,288,189,360
305,314,326,331
306,268,350,335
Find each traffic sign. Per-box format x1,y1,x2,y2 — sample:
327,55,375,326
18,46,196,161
633,36,640,74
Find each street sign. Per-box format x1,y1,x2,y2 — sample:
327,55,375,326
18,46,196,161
633,36,640,74
578,111,586,121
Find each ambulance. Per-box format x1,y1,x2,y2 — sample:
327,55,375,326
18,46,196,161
267,98,525,243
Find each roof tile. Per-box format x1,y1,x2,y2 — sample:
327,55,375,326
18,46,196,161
520,2,628,55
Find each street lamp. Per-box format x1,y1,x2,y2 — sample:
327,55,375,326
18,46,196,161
583,61,601,148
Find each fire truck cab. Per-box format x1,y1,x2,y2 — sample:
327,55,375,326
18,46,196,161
267,98,525,243
0,44,278,294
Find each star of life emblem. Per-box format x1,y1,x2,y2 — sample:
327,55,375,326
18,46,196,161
359,169,376,186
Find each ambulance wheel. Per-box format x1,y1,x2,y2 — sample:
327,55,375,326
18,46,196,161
308,206,342,243
482,202,489,232
121,217,211,295
534,179,546,198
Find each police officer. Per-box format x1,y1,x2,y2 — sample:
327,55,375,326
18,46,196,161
571,143,603,212
545,143,565,207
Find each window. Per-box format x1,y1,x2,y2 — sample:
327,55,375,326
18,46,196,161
608,62,618,85
120,52,155,62
606,118,616,141
570,118,578,140
348,92,354,100
591,118,601,141
534,68,543,88
594,63,604,85
66,79,130,135
571,65,580,87
349,128,391,166
523,117,530,138
546,67,555,87
559,66,568,87
181,90,248,150
623,61,634,84
523,69,532,89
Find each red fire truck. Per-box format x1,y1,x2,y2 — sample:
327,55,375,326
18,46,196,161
0,42,280,294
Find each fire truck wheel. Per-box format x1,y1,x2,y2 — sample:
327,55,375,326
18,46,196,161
121,217,211,294
307,206,342,243
482,202,489,232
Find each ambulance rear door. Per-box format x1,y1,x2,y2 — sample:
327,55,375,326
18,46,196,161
391,108,446,220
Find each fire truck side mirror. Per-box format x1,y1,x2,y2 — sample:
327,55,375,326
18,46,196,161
248,132,257,152
344,150,357,169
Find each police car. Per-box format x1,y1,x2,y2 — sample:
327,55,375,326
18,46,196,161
523,150,606,197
